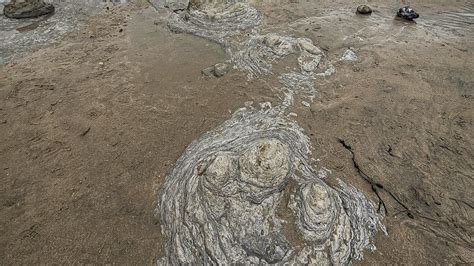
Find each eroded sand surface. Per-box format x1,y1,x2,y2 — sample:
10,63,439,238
0,0,473,264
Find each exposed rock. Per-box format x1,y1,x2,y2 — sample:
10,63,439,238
263,34,282,48
397,6,419,20
165,0,188,11
148,0,189,11
188,0,227,10
202,63,231,77
157,105,386,264
233,34,333,78
239,139,289,189
159,2,385,264
341,49,358,61
168,2,262,44
242,232,290,263
213,62,230,77
4,0,55,19
356,5,372,15
201,66,215,77
299,39,322,55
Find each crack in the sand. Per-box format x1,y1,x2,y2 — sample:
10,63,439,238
338,139,413,218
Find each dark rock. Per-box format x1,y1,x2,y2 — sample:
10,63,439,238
242,233,290,264
356,5,372,15
4,0,55,19
397,6,419,20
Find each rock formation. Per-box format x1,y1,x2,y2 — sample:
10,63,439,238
156,105,386,264
156,0,387,264
4,0,54,19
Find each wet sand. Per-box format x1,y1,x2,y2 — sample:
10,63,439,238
0,0,473,264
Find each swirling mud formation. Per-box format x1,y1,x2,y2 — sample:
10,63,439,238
157,105,386,264
168,1,262,44
232,33,335,108
157,0,386,264
167,0,335,108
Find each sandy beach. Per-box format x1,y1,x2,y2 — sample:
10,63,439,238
0,0,472,264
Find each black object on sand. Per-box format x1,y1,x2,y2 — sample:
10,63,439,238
357,5,372,15
397,6,419,20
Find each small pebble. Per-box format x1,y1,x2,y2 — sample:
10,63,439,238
356,5,372,15
201,66,215,77
397,6,419,20
202,63,231,77
341,49,358,61
214,63,230,77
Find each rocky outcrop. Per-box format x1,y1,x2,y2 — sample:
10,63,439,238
4,0,54,19
157,105,386,264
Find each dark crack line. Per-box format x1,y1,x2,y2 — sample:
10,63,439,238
338,139,412,217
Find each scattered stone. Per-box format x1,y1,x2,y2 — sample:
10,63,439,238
149,0,189,11
4,0,55,19
341,49,358,61
263,34,282,48
397,6,419,20
288,112,298,117
356,5,372,15
214,63,230,77
164,1,188,12
317,167,331,178
299,39,322,55
202,63,231,77
201,66,215,77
